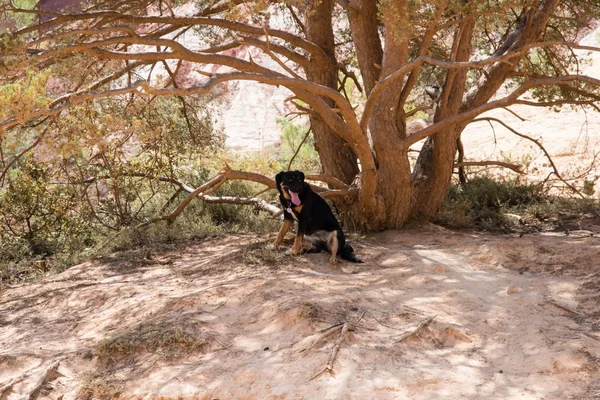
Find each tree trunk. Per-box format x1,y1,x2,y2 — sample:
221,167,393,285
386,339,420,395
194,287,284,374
411,1,559,219
303,0,359,185
360,0,414,230
347,0,382,95
411,18,476,218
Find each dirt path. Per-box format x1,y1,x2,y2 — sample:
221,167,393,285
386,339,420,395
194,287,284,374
0,227,599,399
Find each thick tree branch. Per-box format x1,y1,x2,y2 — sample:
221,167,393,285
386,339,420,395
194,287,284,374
407,74,600,146
15,12,326,57
361,40,600,133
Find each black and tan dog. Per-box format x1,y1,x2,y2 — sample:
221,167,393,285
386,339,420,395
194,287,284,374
273,170,363,264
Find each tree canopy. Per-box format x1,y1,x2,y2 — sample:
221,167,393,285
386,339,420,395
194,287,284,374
1,0,600,242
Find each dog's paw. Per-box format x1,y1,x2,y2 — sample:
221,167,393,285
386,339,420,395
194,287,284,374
328,256,339,266
291,245,302,255
266,243,277,251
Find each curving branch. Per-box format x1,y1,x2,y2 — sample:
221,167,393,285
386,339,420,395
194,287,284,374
360,40,600,133
407,74,600,146
0,119,54,185
471,117,584,196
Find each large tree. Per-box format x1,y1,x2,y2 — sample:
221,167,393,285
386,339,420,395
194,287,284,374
1,0,600,231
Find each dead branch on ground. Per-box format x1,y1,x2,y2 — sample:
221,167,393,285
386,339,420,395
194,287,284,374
88,166,350,255
308,323,350,381
0,375,27,398
299,323,344,353
395,315,436,343
546,299,582,316
538,327,554,345
23,358,63,400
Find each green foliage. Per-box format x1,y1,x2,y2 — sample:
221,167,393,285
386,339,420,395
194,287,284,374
438,176,547,230
4,0,37,28
0,92,229,281
277,117,321,174
438,176,600,231
0,157,86,254
0,70,50,122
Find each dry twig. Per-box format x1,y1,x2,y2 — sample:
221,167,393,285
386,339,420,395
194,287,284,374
546,300,582,316
395,315,436,343
539,327,554,344
0,375,26,397
308,323,349,381
299,323,344,353
23,359,63,400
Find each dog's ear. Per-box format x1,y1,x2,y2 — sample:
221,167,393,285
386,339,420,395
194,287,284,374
275,171,284,186
295,170,305,181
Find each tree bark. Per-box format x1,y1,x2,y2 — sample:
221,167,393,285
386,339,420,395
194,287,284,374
347,0,382,95
303,0,359,185
362,0,414,230
411,0,560,219
412,18,476,219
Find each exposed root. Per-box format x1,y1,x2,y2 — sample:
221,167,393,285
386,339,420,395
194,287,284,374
308,323,349,381
299,323,344,353
0,375,26,398
395,315,436,344
23,358,64,400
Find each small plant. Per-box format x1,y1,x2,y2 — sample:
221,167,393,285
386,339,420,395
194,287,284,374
277,117,321,173
242,241,285,265
582,176,598,197
92,321,210,364
438,175,600,232
438,176,547,230
76,372,123,400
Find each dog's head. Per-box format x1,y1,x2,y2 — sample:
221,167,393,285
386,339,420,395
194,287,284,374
275,170,305,206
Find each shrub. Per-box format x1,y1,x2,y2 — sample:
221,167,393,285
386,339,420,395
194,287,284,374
438,176,547,230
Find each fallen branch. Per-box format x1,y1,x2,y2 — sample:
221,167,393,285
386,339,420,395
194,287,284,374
327,323,349,370
0,375,26,398
308,323,349,381
455,160,523,174
395,315,436,343
299,323,344,353
539,327,554,344
23,358,63,400
546,300,582,316
202,195,281,215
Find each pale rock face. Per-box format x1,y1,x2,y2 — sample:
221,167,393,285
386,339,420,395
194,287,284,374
222,78,292,151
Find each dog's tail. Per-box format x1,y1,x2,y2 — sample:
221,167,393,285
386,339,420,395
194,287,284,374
341,244,364,263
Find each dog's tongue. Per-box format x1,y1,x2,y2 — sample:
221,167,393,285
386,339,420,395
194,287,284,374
289,191,301,206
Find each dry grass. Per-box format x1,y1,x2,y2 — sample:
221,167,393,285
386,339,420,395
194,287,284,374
92,321,210,363
241,240,286,265
76,372,124,400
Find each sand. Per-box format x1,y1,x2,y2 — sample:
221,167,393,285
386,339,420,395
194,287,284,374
0,226,599,399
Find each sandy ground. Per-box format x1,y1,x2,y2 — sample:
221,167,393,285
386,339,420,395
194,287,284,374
0,226,599,399
1,25,599,400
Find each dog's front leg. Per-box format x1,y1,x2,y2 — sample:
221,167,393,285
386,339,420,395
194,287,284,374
327,231,340,265
273,218,293,250
292,212,307,255
292,232,303,255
